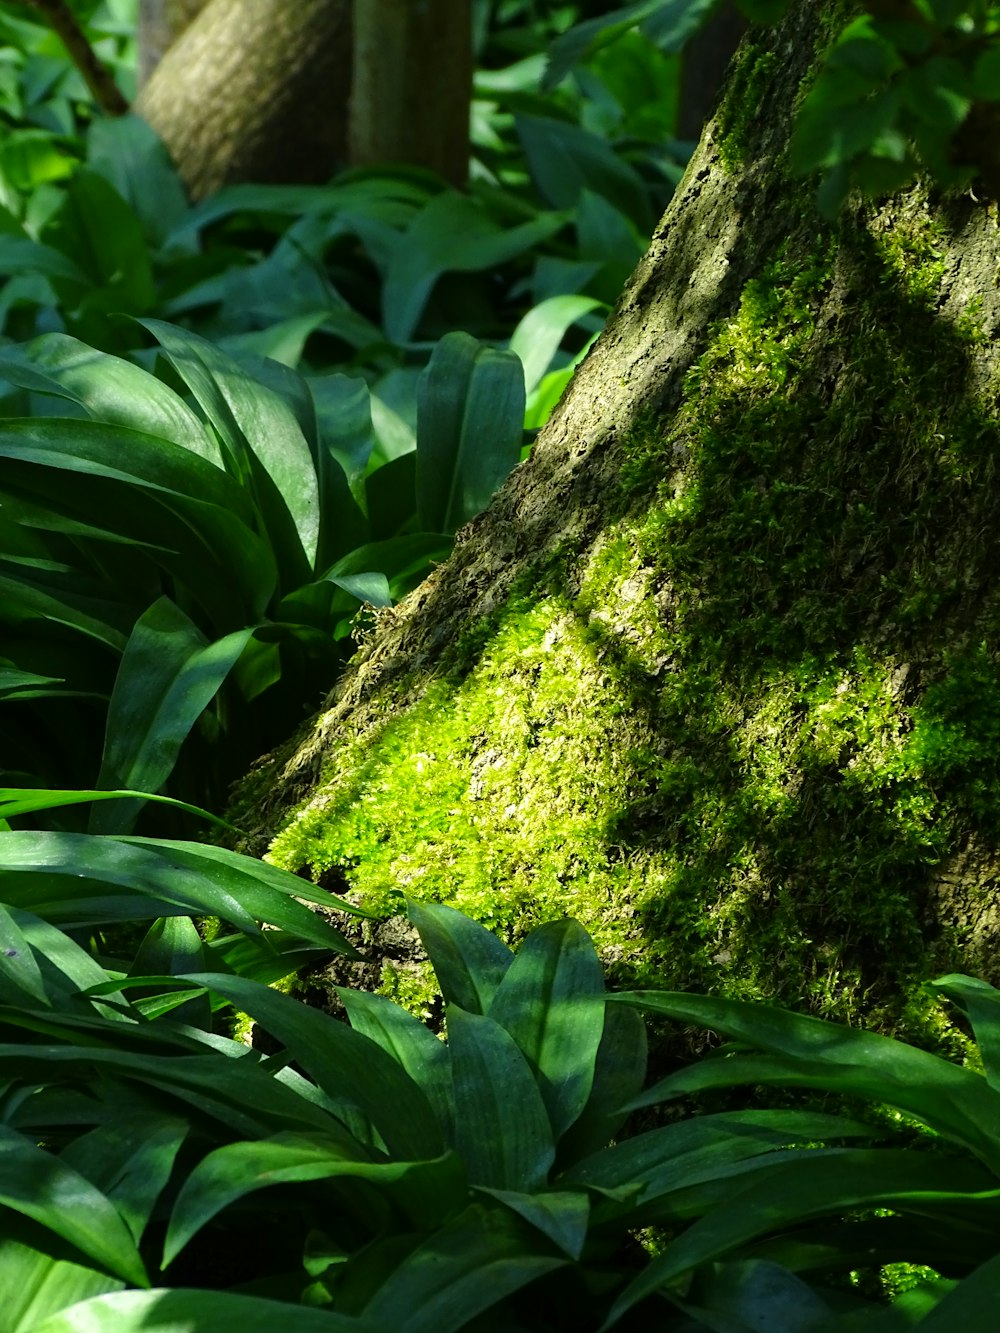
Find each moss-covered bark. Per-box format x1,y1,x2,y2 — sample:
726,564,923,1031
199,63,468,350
232,2,1000,1045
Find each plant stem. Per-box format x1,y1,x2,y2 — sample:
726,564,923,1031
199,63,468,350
20,0,130,116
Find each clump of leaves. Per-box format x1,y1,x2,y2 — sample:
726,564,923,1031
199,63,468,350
7,881,1000,1330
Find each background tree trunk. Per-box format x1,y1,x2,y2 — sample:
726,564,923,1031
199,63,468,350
134,0,351,200
233,2,1000,1042
349,0,472,189
136,0,209,85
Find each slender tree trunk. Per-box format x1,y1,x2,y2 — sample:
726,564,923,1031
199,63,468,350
349,0,472,189
233,1,1000,1041
134,0,351,200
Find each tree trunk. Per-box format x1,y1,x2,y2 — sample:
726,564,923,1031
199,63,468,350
233,2,1000,1040
136,0,209,86
134,0,351,200
349,0,472,189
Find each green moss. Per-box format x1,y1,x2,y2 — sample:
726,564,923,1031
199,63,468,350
266,192,1000,1047
715,45,780,171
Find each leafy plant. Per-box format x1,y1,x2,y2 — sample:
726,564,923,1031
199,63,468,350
0,320,527,816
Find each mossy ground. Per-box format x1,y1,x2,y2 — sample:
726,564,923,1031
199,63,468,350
267,190,1000,1050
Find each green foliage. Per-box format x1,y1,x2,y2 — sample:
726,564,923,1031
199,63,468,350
551,0,1000,214
5,888,1000,1328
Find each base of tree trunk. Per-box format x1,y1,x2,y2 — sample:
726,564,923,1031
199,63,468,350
232,8,1000,1049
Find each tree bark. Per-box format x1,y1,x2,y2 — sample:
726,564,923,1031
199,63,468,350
233,2,1000,1040
349,0,472,189
136,0,209,86
134,0,351,200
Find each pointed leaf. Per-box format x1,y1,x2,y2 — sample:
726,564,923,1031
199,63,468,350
474,1187,590,1259
447,1005,555,1190
92,598,253,831
489,920,606,1140
28,1288,370,1332
180,972,444,1159
508,294,603,396
416,332,524,534
0,1216,123,1333
0,1125,147,1286
408,899,514,1013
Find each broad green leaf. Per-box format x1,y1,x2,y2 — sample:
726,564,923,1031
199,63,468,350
0,902,49,1005
567,1109,876,1207
29,1287,370,1332
416,331,524,535
179,972,444,1158
603,1150,999,1326
383,191,565,343
672,1259,840,1333
0,906,127,1017
86,115,189,251
0,417,276,621
408,899,514,1014
515,113,652,231
643,0,727,52
0,1125,147,1286
558,1002,648,1160
59,1114,188,1245
0,1217,123,1333
165,1134,466,1265
447,1005,555,1190
915,1251,1000,1330
140,320,320,579
0,787,232,830
46,169,155,310
928,975,1000,1094
0,235,89,284
489,920,606,1140
508,294,603,397
0,833,364,956
474,1187,590,1259
613,990,1000,1172
543,3,663,90
0,566,128,651
361,1203,565,1333
91,598,253,831
338,987,454,1139
127,915,212,1027
0,334,220,465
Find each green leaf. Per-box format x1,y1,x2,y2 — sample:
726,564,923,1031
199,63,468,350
515,114,652,231
86,115,189,251
0,1216,124,1333
416,331,524,535
140,320,320,581
165,1134,466,1266
613,990,1000,1173
0,334,220,465
0,902,50,1005
59,1113,188,1246
338,987,454,1140
603,1150,999,1326
0,906,129,1018
383,191,565,343
0,833,365,956
474,1187,590,1259
28,1288,370,1332
672,1259,839,1333
508,295,603,397
91,598,253,831
558,1002,648,1160
0,1125,147,1287
360,1203,565,1333
928,975,1000,1093
46,168,155,310
179,972,444,1158
0,787,232,831
489,920,606,1141
915,1251,1000,1330
408,899,514,1014
447,1005,555,1190
543,3,663,90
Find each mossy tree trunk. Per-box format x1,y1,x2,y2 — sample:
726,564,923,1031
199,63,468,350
234,1,1000,1040
134,0,352,200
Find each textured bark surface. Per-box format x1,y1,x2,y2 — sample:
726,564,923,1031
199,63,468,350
135,0,351,199
136,0,209,86
232,3,1000,1040
349,0,472,188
